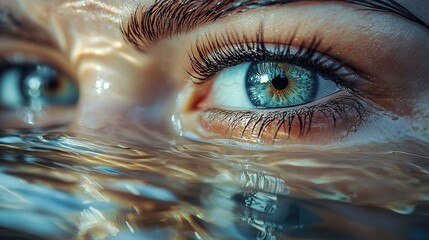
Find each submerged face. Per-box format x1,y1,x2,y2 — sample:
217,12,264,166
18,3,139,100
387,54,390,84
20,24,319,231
0,0,428,148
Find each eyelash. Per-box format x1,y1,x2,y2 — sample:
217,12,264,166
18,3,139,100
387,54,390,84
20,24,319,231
188,26,362,93
202,97,370,142
187,26,372,142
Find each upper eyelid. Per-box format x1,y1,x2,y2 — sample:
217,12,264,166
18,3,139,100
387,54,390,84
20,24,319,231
0,9,75,81
187,28,352,81
0,44,77,84
0,8,59,51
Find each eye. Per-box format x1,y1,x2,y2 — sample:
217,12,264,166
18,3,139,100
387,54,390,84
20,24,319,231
0,61,79,129
206,61,340,109
177,31,371,145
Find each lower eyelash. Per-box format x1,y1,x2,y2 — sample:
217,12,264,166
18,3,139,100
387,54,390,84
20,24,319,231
200,97,370,143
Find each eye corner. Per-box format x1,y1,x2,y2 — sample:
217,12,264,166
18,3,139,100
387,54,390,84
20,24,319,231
177,77,209,114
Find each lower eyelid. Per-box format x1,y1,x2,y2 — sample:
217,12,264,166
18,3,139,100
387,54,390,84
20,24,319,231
196,96,370,145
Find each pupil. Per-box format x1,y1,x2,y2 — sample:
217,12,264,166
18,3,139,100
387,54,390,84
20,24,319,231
271,73,289,90
45,78,60,92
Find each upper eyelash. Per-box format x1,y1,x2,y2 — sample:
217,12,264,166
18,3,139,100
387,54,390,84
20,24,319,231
188,25,361,92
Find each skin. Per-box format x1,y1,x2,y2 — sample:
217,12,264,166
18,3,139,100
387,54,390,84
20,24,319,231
0,2,428,238
0,0,428,149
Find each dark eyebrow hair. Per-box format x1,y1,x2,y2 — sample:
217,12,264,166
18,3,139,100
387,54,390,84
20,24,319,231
0,8,59,50
122,0,429,51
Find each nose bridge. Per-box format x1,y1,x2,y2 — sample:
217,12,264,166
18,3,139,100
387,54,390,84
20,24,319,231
71,37,152,131
52,3,152,131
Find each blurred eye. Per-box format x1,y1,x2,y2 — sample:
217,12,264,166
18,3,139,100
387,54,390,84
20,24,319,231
206,61,340,109
0,61,79,129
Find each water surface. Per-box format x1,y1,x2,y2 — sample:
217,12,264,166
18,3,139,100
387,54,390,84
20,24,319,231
0,130,428,240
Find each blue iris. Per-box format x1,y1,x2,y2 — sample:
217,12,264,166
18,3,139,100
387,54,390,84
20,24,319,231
245,62,317,108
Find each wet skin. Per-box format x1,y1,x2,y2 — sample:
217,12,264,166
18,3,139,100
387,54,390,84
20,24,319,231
0,2,429,239
0,0,428,149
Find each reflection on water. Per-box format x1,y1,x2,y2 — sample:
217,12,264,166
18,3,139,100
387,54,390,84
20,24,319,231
0,130,428,240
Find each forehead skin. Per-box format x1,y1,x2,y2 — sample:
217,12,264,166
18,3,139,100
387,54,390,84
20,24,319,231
0,0,428,131
4,0,429,62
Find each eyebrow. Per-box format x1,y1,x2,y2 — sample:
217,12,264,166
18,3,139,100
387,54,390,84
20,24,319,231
122,0,429,51
0,8,59,50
